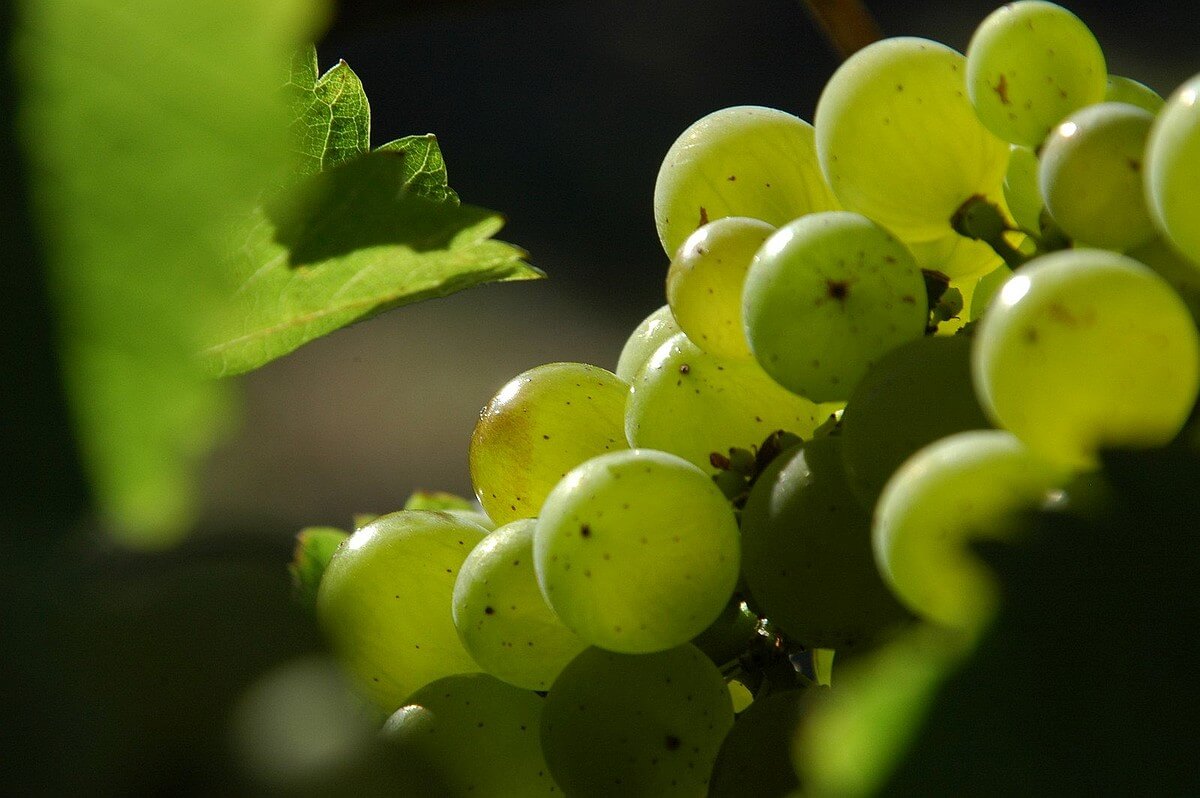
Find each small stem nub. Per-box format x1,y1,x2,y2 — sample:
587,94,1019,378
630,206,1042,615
952,195,1029,271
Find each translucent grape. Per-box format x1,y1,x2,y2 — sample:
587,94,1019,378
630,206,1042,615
874,430,1072,629
616,305,682,384
1039,102,1156,251
969,263,1013,320
1106,74,1165,114
383,673,559,796
708,689,806,798
741,438,910,652
908,230,1004,281
666,217,774,359
966,1,1107,148
1145,74,1200,264
839,335,992,510
470,362,628,525
654,105,839,257
816,37,1009,240
1003,144,1043,235
972,250,1200,467
317,511,487,711
541,645,734,797
452,519,587,690
534,449,740,653
626,333,822,470
742,212,928,402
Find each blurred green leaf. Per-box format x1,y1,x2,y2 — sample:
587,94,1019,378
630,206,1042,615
290,526,349,611
16,0,323,545
201,149,540,377
288,46,370,178
402,491,475,512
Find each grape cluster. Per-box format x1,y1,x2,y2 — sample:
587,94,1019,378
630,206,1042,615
307,2,1200,794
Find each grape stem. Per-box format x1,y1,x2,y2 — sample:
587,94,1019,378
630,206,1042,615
801,0,884,59
952,195,1029,271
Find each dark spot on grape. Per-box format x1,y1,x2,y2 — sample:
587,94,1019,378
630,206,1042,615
679,363,690,375
901,294,916,304
580,523,592,538
665,735,682,751
485,606,495,615
1024,327,1039,343
827,280,850,301
994,73,1011,105
543,434,550,440
698,207,709,227
727,174,736,181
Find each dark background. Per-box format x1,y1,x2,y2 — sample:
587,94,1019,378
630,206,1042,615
3,0,1197,794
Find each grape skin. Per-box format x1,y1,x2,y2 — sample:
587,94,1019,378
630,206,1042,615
317,511,487,712
1144,73,1200,265
541,645,734,797
452,519,587,691
616,305,681,383
534,449,740,654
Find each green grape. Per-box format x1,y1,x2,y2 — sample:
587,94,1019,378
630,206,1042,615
794,628,962,798
654,105,839,258
616,305,682,383
839,336,992,510
741,438,910,652
666,217,774,359
317,511,487,711
1130,237,1200,324
1003,144,1043,235
541,645,734,797
815,37,1009,241
446,509,495,531
709,689,807,798
968,263,1013,320
1106,74,1165,114
873,430,1072,629
470,362,628,525
1039,102,1156,251
972,250,1200,467
383,673,558,796
1145,74,1200,264
966,1,1107,148
534,449,740,653
452,519,587,691
690,599,761,668
626,333,822,469
742,212,928,402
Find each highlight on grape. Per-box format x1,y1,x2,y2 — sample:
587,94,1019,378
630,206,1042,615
295,2,1200,793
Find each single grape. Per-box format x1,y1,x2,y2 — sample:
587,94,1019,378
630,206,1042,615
666,217,774,359
972,250,1200,467
709,689,807,798
1003,144,1043,235
816,37,1009,241
654,106,839,257
1105,74,1165,114
317,511,487,711
534,449,740,653
616,305,682,383
470,362,628,525
383,673,559,796
740,438,911,652
625,332,822,469
541,645,734,797
1039,102,1156,251
839,335,992,510
742,212,928,403
452,519,587,691
1145,73,1200,264
873,430,1072,629
966,1,1107,148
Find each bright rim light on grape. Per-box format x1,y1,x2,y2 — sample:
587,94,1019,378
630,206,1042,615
998,274,1031,307
1182,88,1197,107
1058,121,1078,138
762,227,794,258
493,379,524,406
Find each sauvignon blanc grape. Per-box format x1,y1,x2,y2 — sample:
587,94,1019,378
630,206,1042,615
742,212,927,402
708,690,807,798
534,449,740,653
1003,145,1043,235
452,519,587,690
470,363,628,525
1105,74,1164,114
317,511,487,711
616,305,682,383
1144,73,1200,265
541,645,734,797
654,106,839,258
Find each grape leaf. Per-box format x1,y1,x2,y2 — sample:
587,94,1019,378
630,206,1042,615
288,45,370,178
16,0,321,545
202,149,540,377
